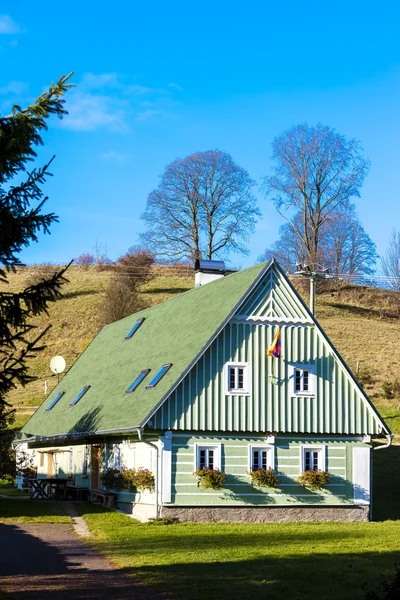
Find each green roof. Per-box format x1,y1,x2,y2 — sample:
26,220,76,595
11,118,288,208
22,262,268,438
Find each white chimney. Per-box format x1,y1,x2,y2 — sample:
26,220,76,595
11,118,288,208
194,259,226,287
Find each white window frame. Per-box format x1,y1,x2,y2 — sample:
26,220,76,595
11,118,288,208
248,444,275,472
194,443,221,471
290,364,316,396
225,362,251,395
300,445,326,473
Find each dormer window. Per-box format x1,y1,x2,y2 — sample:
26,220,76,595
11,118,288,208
225,363,251,395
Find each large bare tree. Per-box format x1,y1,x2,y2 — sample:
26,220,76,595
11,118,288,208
141,150,260,262
261,204,376,279
381,230,400,315
263,123,370,268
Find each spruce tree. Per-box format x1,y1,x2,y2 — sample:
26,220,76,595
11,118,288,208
0,73,73,437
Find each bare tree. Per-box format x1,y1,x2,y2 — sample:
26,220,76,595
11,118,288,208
261,204,376,279
116,247,155,290
100,280,147,327
263,123,370,268
381,230,400,315
141,150,260,262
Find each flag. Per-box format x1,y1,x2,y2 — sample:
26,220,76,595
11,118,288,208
267,327,281,358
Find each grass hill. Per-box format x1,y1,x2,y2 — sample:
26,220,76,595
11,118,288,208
3,264,400,436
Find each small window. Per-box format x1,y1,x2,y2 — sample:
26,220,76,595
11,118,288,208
70,385,91,407
291,365,315,395
225,362,251,395
46,392,64,411
195,444,221,470
146,364,172,389
249,445,274,471
126,369,150,393
301,445,326,472
125,318,145,340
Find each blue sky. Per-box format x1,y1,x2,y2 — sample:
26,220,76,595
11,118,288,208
1,1,399,269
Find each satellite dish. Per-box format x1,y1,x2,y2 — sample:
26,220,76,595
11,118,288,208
50,355,66,375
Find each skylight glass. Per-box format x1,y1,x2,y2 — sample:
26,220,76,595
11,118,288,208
125,318,145,340
146,364,172,389
46,392,64,411
70,385,91,407
126,369,150,393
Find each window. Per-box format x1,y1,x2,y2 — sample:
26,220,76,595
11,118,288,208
301,445,326,472
70,385,91,406
125,318,145,340
249,445,274,471
146,364,172,389
46,391,64,411
290,365,315,396
225,362,251,395
195,444,221,470
126,369,150,393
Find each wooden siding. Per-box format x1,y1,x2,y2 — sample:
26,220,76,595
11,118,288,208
150,321,382,434
150,265,383,435
169,433,362,506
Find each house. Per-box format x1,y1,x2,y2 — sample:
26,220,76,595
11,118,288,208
17,259,391,522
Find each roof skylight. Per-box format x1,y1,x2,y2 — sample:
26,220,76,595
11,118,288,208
125,318,145,340
70,385,91,407
126,369,150,394
46,392,65,411
146,364,172,390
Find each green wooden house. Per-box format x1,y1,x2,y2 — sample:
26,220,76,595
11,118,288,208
18,259,391,522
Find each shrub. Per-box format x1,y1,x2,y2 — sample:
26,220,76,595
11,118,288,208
117,247,155,290
298,470,330,491
131,467,155,492
382,379,400,400
100,467,155,492
357,366,374,387
248,468,279,488
99,279,147,326
193,467,226,490
148,517,180,525
74,253,95,267
100,468,124,490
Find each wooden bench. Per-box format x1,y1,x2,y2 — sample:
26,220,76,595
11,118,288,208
90,488,116,508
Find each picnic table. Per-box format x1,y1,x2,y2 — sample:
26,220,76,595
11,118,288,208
29,477,72,500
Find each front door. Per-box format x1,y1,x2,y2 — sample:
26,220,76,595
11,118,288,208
90,446,101,489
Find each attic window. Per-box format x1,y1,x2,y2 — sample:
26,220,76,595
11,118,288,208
46,392,65,411
145,364,172,389
126,369,150,393
70,385,91,407
125,318,145,340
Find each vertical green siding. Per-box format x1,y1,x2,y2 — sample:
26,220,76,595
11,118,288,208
150,265,383,435
170,433,362,506
150,321,382,434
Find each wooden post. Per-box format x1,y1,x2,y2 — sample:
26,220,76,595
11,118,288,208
310,276,316,316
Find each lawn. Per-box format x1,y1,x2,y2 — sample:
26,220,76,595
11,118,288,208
0,498,70,523
77,508,400,600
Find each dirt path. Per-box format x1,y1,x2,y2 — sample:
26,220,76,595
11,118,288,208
0,523,163,599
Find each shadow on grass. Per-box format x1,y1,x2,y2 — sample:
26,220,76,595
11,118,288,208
61,289,100,300
143,286,190,295
116,552,400,600
373,443,400,521
324,302,384,319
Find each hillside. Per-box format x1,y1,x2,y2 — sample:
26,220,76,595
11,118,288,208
3,265,400,435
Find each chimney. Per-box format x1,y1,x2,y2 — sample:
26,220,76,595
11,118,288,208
194,259,226,287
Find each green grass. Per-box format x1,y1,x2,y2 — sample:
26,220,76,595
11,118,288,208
0,498,70,523
76,506,400,600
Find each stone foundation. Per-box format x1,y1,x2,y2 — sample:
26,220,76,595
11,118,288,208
160,505,370,523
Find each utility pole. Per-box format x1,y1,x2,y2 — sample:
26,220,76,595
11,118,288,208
295,263,331,316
